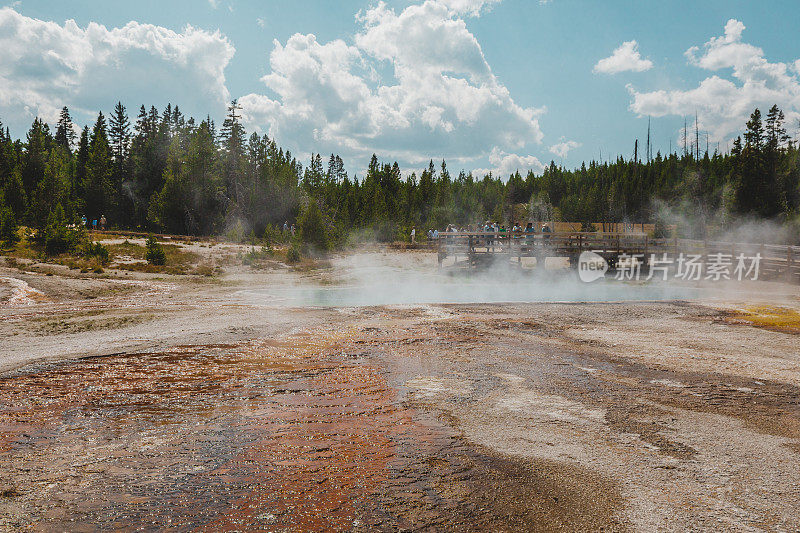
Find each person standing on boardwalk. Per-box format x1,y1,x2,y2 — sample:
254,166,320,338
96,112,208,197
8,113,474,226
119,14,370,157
525,222,535,247
410,227,416,244
100,215,106,231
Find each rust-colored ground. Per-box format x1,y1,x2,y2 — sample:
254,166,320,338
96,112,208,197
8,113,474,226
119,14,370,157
0,326,624,531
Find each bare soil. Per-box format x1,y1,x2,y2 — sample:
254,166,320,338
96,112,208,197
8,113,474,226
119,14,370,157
1,243,799,531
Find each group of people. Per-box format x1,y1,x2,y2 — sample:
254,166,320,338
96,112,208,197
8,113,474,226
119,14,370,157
80,214,107,231
414,221,552,243
282,221,296,237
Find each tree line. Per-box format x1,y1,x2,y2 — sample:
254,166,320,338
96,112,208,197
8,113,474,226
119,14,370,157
1,100,798,249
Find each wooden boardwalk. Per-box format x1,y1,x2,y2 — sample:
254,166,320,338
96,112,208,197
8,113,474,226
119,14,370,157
436,231,800,283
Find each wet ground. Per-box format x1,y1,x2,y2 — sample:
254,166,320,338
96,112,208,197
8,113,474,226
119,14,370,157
2,251,800,531
0,323,625,531
2,303,800,530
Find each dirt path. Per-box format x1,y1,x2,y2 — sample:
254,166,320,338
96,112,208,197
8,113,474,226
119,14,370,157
1,250,799,530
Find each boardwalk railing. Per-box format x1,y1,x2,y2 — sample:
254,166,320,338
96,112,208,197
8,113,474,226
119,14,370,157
436,231,800,283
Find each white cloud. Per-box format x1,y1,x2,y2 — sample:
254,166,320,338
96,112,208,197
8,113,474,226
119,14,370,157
0,7,234,130
472,147,544,177
256,17,266,28
240,0,544,173
629,19,800,141
549,139,580,158
208,0,219,8
594,40,653,74
437,0,501,17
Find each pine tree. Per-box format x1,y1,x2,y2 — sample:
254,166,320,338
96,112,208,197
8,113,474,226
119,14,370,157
130,105,171,228
109,102,132,221
75,126,90,203
736,108,769,216
0,120,26,218
220,100,246,206
21,118,51,202
84,113,114,222
152,118,222,234
31,148,71,229
327,154,337,182
0,97,798,243
135,105,148,137
220,100,245,158
172,105,185,131
765,104,791,216
109,102,130,164
55,106,76,153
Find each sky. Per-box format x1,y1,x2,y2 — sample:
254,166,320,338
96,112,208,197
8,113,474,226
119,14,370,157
1,0,799,178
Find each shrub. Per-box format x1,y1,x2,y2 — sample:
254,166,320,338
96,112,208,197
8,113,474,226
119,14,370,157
263,223,285,246
297,198,330,252
373,221,397,243
81,242,110,264
194,263,216,277
0,206,19,246
225,220,247,243
42,204,85,256
145,236,166,265
286,245,302,264
242,246,273,266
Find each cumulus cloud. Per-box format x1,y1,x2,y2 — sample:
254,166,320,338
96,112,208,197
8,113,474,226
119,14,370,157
472,147,544,177
549,139,581,158
629,19,800,141
0,7,234,131
240,0,544,173
593,40,653,74
437,0,502,17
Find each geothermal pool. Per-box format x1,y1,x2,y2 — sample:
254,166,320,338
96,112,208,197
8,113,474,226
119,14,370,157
238,277,700,307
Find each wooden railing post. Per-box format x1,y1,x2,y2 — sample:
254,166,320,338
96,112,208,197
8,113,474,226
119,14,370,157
468,235,474,269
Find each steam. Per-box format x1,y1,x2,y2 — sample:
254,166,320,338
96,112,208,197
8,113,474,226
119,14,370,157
221,217,253,243
230,193,800,309
236,251,698,307
652,198,798,245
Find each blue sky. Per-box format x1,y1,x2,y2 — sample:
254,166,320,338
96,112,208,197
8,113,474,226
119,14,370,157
1,0,799,177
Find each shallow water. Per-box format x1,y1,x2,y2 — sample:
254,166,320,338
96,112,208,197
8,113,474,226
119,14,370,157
238,276,700,307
